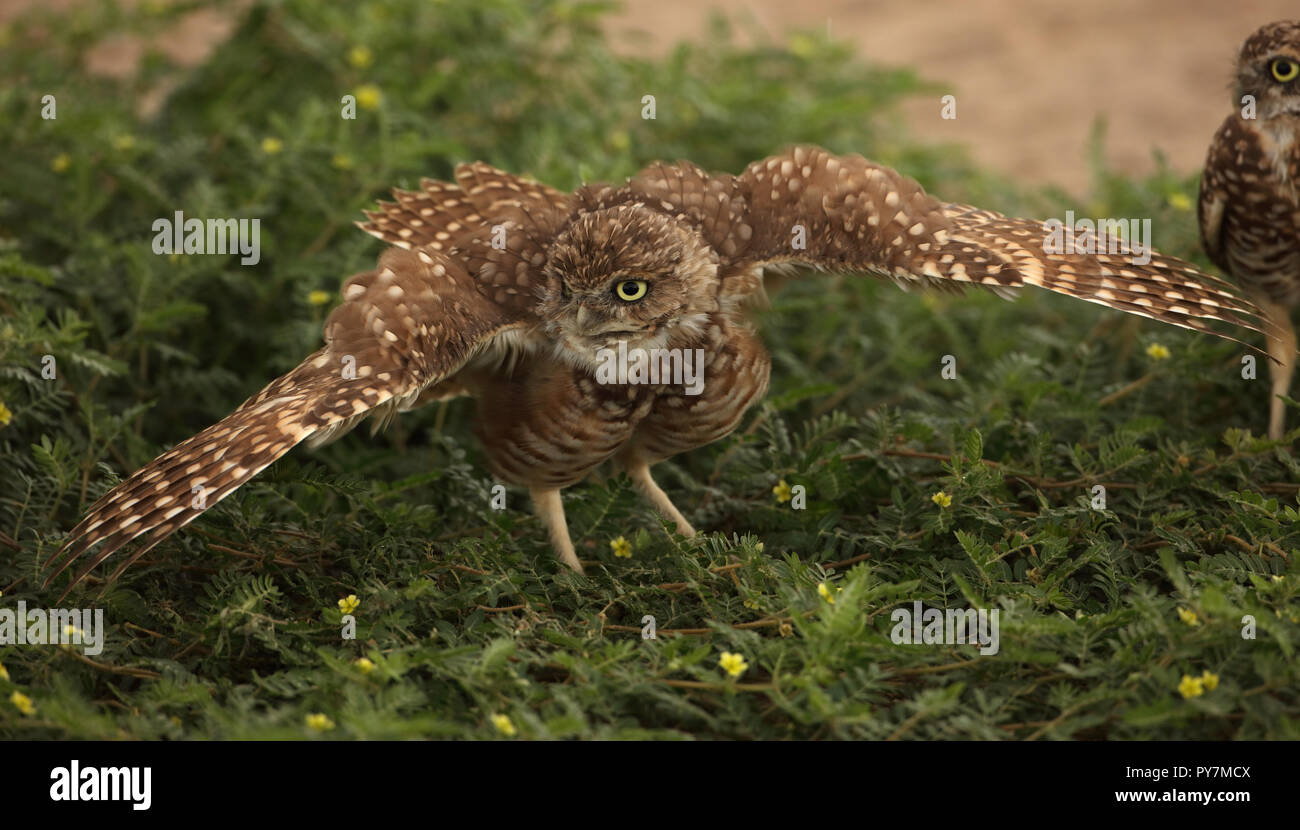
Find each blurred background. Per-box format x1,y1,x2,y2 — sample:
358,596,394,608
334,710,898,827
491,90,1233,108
3,0,1297,191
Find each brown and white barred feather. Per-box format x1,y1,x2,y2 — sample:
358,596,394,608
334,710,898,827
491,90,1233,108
723,147,1271,344
44,247,522,597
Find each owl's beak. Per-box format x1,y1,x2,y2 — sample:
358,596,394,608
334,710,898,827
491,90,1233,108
576,304,593,331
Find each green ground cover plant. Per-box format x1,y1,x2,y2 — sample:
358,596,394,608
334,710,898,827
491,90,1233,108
0,0,1295,739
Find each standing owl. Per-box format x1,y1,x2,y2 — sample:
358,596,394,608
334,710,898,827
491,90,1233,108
46,146,1268,595
1199,20,1300,440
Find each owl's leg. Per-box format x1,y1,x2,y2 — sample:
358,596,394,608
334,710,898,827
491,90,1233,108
623,460,696,538
529,487,584,574
1259,297,1297,441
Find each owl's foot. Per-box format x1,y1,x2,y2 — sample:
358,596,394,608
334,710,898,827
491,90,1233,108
624,461,696,538
530,487,584,574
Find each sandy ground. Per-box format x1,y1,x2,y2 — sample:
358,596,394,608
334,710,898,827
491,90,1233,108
607,0,1299,192
4,0,1297,192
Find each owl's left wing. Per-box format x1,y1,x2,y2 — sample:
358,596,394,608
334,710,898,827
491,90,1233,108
702,145,1271,345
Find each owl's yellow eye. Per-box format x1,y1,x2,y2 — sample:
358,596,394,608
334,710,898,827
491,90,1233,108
1270,58,1299,82
614,280,648,302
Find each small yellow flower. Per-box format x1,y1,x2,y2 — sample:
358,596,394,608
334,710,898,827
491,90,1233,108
773,480,792,503
491,713,516,736
63,625,83,638
0,662,8,682
348,45,373,69
609,535,632,559
305,713,335,731
1270,575,1283,583
308,290,332,306
1167,192,1192,211
355,657,376,674
1177,607,1200,626
1177,674,1204,699
51,153,71,173
331,153,354,171
788,33,817,58
338,594,360,615
261,137,283,155
1199,670,1219,691
778,621,793,638
608,130,630,151
755,542,764,552
931,491,952,508
718,651,748,678
817,582,837,604
1146,343,1171,361
112,134,136,152
9,691,34,716
355,85,382,111
743,599,759,610
0,401,12,427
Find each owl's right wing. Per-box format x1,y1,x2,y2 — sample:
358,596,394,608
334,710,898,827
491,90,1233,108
695,145,1272,345
45,245,532,598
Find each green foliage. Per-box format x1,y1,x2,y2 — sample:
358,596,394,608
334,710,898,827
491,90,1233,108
0,0,1296,740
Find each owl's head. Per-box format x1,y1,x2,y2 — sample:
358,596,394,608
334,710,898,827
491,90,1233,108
1235,20,1300,120
540,204,720,370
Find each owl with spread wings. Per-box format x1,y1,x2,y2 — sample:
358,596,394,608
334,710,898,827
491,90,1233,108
45,146,1268,595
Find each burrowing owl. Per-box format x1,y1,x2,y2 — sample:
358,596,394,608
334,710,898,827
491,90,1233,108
1199,20,1300,439
46,146,1268,595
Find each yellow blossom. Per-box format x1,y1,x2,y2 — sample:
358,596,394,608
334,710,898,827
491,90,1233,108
778,622,793,637
1177,607,1200,626
338,594,360,615
112,135,136,152
1146,343,1171,361
931,491,952,508
817,582,837,604
491,713,516,736
1199,670,1219,691
0,662,8,682
788,33,817,59
331,153,354,171
9,691,34,716
348,45,373,69
609,535,632,558
608,130,630,151
755,542,764,552
0,401,12,427
1270,575,1283,583
719,651,748,678
1177,674,1204,699
261,137,283,155
355,85,382,111
773,479,792,503
743,599,759,610
305,713,335,731
1167,192,1192,211
51,153,71,173
308,290,332,306
355,657,376,674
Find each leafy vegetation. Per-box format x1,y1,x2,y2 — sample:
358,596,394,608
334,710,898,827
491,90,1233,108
0,0,1295,740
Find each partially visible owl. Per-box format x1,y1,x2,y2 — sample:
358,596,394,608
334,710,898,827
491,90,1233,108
45,146,1270,596
1199,20,1300,440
